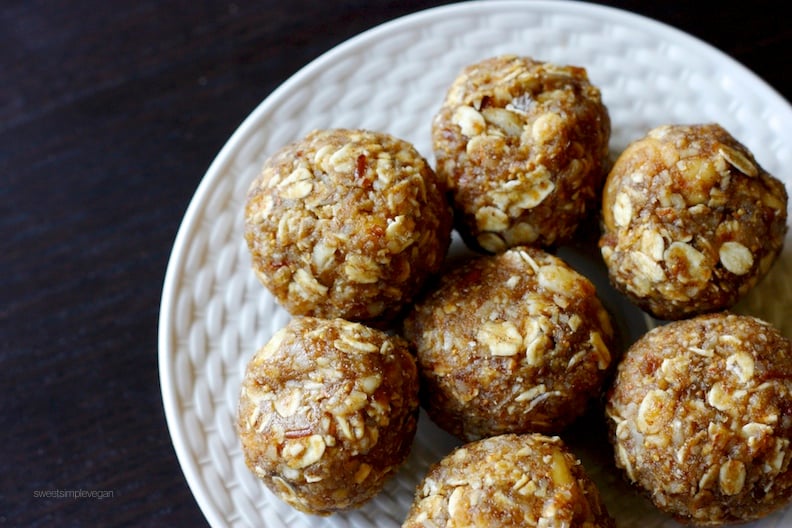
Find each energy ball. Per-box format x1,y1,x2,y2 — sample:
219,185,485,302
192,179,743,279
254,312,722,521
244,128,453,323
600,123,788,320
605,312,792,525
402,433,616,528
432,54,611,252
236,316,420,515
402,246,615,441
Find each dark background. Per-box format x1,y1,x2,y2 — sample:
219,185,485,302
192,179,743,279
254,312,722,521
2,1,789,526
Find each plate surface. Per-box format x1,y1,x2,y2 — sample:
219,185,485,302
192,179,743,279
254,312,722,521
159,1,792,526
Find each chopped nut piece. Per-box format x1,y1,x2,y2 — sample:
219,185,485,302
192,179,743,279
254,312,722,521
531,112,564,144
477,321,523,357
358,374,382,395
286,435,326,469
452,105,486,137
549,450,574,487
384,215,415,253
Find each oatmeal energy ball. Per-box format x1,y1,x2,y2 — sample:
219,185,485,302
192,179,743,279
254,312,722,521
402,433,616,528
237,316,420,515
606,313,792,525
600,123,788,320
244,128,453,323
402,246,615,441
432,54,611,252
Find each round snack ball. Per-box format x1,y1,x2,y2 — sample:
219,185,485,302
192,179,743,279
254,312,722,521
402,433,616,528
236,316,420,515
600,123,788,321
432,54,611,252
244,128,453,323
605,312,792,525
402,246,615,441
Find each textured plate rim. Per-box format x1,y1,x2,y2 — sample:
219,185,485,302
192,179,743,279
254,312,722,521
158,1,792,527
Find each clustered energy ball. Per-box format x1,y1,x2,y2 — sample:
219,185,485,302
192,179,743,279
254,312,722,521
432,54,611,252
403,246,615,441
244,128,453,324
606,313,792,525
402,434,616,527
237,317,420,515
600,123,788,320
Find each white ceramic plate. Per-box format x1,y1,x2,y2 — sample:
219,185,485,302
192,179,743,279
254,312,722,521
159,1,792,526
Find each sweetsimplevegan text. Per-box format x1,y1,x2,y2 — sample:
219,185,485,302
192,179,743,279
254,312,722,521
33,489,114,500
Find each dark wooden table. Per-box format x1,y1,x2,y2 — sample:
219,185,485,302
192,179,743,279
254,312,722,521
2,1,789,526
